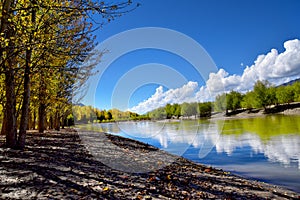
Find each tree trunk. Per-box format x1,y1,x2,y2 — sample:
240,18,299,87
1,0,17,148
17,49,31,149
33,109,36,130
54,111,60,131
38,66,46,133
61,114,65,129
4,38,17,149
38,103,46,133
49,116,53,129
27,108,31,130
4,69,17,148
17,0,36,149
1,111,6,135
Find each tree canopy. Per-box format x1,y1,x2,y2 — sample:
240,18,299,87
0,0,137,149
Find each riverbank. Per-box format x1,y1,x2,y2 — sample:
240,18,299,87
0,129,299,199
210,103,300,121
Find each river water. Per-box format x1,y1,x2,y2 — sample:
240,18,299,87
80,114,300,192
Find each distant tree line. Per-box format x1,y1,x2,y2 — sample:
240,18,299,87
72,106,149,123
147,80,300,120
73,79,300,123
147,102,212,120
214,80,300,113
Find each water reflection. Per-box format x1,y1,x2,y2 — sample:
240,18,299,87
215,133,300,169
214,115,300,169
82,115,300,191
88,115,300,169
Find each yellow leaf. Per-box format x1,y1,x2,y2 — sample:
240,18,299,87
167,175,171,180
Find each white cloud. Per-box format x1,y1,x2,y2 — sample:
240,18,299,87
241,39,300,85
130,39,300,113
199,39,300,96
130,81,198,114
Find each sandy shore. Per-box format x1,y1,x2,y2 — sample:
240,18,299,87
210,106,300,121
0,129,299,199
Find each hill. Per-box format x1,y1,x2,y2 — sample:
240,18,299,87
279,78,300,86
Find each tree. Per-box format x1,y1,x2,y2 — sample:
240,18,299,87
266,86,277,107
0,0,18,148
165,103,173,119
173,103,181,118
241,91,256,109
253,80,267,109
0,0,138,149
214,93,227,112
105,111,113,121
181,102,198,117
148,107,166,120
198,102,212,117
252,80,276,110
226,91,243,111
253,81,269,109
292,81,300,102
99,110,106,122
17,0,38,147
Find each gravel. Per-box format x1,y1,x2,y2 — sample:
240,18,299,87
0,129,299,199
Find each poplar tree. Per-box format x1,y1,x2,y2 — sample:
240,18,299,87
0,0,137,149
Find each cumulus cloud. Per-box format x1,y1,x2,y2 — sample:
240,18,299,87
195,38,300,101
205,39,300,94
130,81,198,114
130,39,300,114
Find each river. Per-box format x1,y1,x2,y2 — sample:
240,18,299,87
79,114,300,192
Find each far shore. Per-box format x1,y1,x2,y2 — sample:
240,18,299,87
74,102,300,125
165,102,300,122
210,103,300,121
152,106,300,123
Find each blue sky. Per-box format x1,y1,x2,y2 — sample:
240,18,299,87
82,0,300,113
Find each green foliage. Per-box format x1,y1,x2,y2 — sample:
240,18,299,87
148,107,166,120
241,91,256,109
251,80,277,110
253,80,269,109
146,79,300,119
226,91,243,111
266,86,277,107
170,103,181,118
292,81,300,102
276,85,294,104
173,104,182,118
198,102,212,117
181,102,198,117
214,93,227,112
73,105,96,123
74,79,300,123
110,109,133,121
72,106,145,123
146,102,212,119
161,103,182,119
165,104,173,119
240,80,300,110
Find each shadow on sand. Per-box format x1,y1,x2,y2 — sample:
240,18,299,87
0,129,299,199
